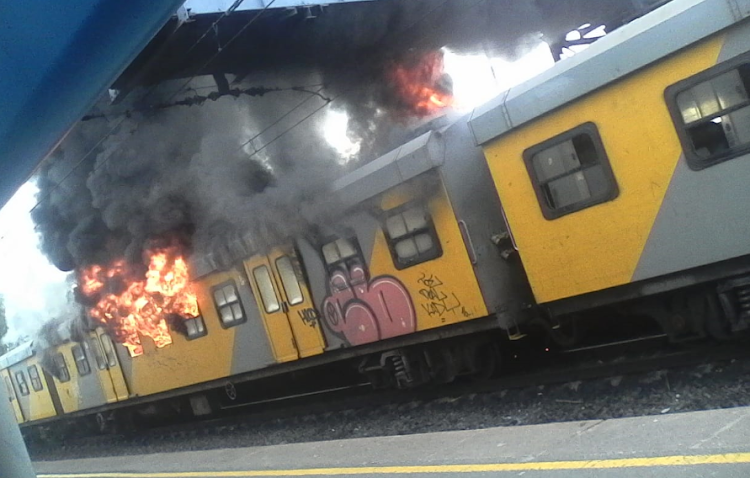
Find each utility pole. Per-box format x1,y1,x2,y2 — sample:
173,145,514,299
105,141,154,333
0,380,35,477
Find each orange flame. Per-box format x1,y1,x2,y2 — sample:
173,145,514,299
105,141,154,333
388,50,453,117
78,244,198,357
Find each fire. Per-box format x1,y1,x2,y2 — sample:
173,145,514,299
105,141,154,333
78,243,199,357
388,50,453,117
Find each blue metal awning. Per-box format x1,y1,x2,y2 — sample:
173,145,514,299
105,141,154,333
0,0,185,208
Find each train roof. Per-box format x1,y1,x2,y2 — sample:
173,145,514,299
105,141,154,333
0,342,35,370
469,0,750,145
332,130,445,209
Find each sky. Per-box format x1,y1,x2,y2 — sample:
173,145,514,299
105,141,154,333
0,38,565,346
0,181,69,344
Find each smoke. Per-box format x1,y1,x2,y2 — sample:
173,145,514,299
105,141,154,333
2,278,80,346
172,0,627,160
32,92,344,278
26,0,639,342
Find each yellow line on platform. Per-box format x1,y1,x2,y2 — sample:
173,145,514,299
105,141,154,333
36,452,750,477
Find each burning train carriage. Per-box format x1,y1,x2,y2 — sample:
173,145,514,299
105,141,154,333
97,119,528,403
2,112,529,426
9,0,750,429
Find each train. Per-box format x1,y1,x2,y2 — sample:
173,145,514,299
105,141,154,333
4,0,750,431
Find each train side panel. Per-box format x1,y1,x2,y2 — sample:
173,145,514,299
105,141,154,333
117,267,276,398
478,33,729,304
631,23,750,283
439,118,535,328
8,356,57,421
304,173,489,348
48,342,106,414
370,181,489,330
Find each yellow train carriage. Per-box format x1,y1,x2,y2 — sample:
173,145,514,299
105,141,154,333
294,126,531,385
41,328,129,415
1,342,56,423
314,177,488,347
0,327,135,426
470,0,750,337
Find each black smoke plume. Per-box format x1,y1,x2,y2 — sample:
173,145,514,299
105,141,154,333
33,96,343,273
33,0,648,277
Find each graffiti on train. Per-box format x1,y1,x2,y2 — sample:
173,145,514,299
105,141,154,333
321,262,416,346
297,307,319,327
417,272,471,323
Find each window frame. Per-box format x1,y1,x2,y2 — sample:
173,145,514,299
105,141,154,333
90,337,108,370
665,52,750,170
184,315,208,340
27,365,43,392
71,344,91,376
523,122,619,220
382,203,443,270
99,334,118,368
320,236,364,274
54,353,71,383
14,371,29,396
211,280,248,328
252,266,282,314
275,255,305,306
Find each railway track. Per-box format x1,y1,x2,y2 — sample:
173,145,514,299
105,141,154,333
27,336,750,460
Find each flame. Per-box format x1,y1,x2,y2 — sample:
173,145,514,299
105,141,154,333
78,243,198,357
388,50,453,117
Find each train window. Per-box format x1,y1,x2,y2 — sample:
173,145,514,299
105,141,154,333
321,237,362,273
90,337,108,370
252,267,281,314
322,238,357,265
275,256,304,305
666,60,750,169
14,371,29,396
4,376,15,400
99,334,118,368
212,281,247,326
72,344,91,376
184,315,207,340
27,365,43,392
54,353,70,382
523,122,618,219
384,205,442,269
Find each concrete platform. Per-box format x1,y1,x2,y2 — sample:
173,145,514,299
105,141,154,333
34,406,750,477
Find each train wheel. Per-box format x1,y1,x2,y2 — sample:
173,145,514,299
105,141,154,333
702,291,732,340
471,343,501,381
225,382,238,401
95,412,113,434
549,318,580,349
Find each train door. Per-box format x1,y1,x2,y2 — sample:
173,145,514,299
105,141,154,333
245,254,298,363
97,331,130,401
86,332,117,403
2,369,24,423
244,247,326,362
267,247,326,358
